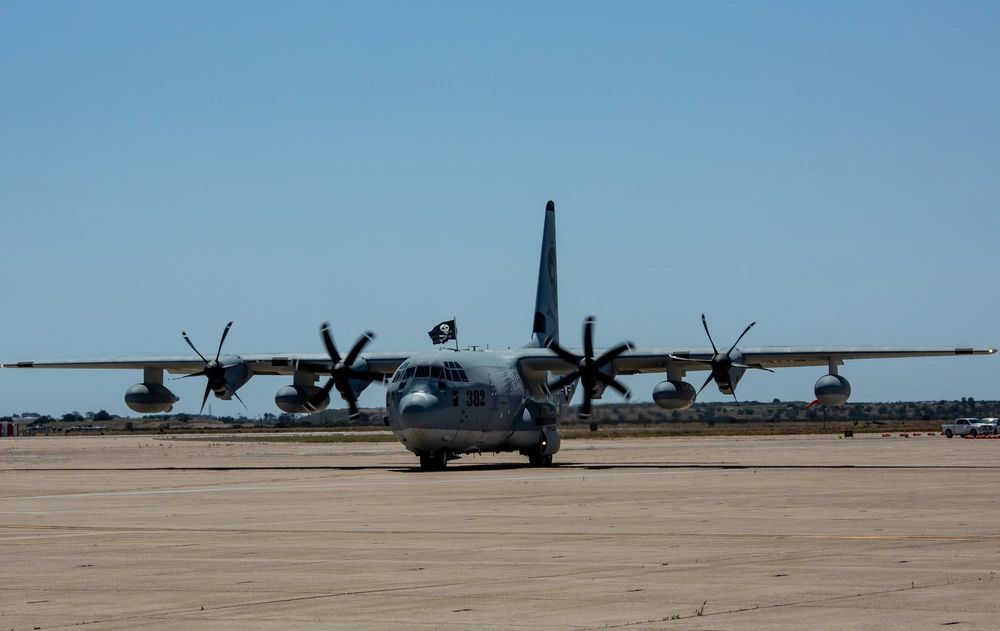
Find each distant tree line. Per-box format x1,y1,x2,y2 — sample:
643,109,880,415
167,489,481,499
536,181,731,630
572,398,998,425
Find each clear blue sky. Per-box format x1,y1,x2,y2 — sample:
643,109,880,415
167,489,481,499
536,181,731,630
2,1,997,417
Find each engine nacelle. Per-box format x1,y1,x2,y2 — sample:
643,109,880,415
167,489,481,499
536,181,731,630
652,380,697,410
125,383,179,414
275,385,330,414
719,350,750,395
814,374,851,406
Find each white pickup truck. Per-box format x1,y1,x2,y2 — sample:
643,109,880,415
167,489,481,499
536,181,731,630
942,418,995,438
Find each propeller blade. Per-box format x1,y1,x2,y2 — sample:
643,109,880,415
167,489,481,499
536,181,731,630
338,384,361,420
214,321,233,362
578,393,593,420
546,339,581,365
319,322,342,364
546,371,581,393
701,314,719,355
730,390,742,409
725,321,756,359
595,341,635,367
199,382,212,415
182,331,208,363
697,372,716,396
731,362,775,373
583,316,595,359
306,378,336,411
344,331,376,367
223,383,248,410
595,372,631,400
171,370,207,380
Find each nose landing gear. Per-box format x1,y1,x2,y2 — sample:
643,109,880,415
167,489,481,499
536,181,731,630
528,453,553,467
419,450,449,471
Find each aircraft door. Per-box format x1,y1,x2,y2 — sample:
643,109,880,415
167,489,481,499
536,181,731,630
477,386,506,443
477,409,505,443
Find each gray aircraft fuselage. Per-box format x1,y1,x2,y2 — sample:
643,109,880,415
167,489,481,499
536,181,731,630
384,348,573,461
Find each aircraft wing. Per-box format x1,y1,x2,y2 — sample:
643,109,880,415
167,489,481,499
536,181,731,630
515,345,997,380
612,346,997,374
4,356,211,373
1,352,413,378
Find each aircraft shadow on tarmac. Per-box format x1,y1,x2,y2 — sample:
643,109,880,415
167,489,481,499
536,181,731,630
16,462,1000,473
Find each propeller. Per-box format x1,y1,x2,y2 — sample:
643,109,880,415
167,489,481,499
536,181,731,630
176,321,247,415
668,314,773,407
306,322,382,420
544,316,634,420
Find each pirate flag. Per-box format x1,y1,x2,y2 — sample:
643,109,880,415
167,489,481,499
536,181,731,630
428,319,457,345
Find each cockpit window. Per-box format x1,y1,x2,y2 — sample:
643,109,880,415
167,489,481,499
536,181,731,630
400,362,466,382
393,363,408,383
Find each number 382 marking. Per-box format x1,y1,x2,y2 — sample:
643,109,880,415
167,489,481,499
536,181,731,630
465,390,487,407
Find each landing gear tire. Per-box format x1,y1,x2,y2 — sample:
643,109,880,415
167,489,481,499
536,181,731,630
419,451,448,471
528,453,553,467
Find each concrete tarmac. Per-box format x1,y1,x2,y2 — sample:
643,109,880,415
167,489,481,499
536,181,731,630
1,433,999,630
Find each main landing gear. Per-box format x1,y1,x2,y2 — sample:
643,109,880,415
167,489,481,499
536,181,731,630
528,453,553,467
419,450,449,471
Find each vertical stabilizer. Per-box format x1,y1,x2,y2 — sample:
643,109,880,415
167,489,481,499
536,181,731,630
529,200,559,347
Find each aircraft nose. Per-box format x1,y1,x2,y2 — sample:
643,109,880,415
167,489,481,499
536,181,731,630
399,391,439,424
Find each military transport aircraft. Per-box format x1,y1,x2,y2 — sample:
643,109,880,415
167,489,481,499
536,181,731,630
3,201,995,470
